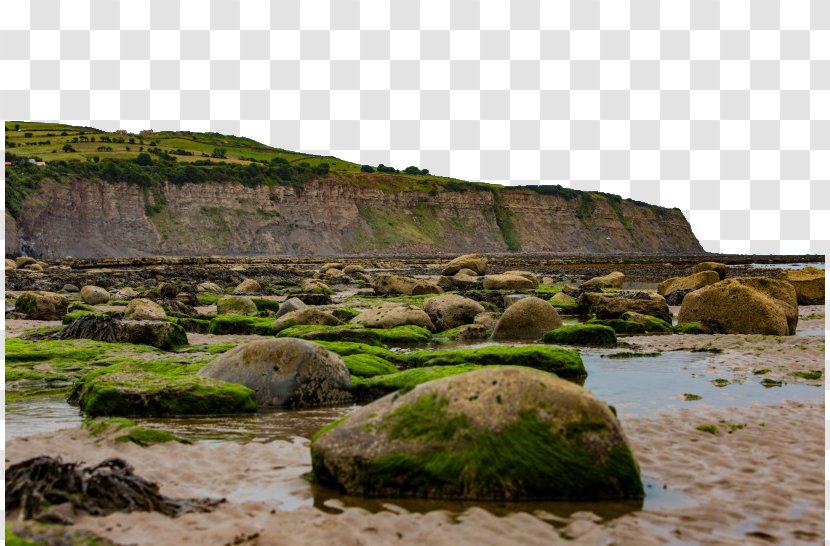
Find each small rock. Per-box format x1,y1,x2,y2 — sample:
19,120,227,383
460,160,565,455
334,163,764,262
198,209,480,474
492,297,563,340
277,297,307,318
80,285,110,305
234,278,262,294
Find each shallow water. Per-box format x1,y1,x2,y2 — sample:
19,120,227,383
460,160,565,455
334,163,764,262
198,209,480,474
746,262,824,270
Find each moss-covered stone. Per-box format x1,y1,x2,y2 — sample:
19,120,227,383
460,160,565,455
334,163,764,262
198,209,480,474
406,345,585,377
251,297,282,312
84,417,189,446
673,321,711,334
216,295,257,315
62,309,97,324
541,324,617,347
313,367,643,500
343,354,399,378
586,318,647,334
207,315,281,335
276,324,432,345
14,291,68,321
351,364,486,401
69,359,257,417
619,312,673,333
310,341,411,366
331,307,361,321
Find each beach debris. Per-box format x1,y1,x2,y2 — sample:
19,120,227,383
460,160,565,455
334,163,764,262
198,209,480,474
6,456,223,520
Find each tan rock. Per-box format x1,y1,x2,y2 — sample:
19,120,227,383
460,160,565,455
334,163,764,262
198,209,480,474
80,285,110,305
492,296,563,340
373,274,442,296
581,271,625,289
351,303,435,331
483,274,536,290
15,291,68,320
778,266,825,305
441,254,488,276
124,298,167,321
657,270,721,296
234,278,262,294
692,261,728,280
422,294,486,331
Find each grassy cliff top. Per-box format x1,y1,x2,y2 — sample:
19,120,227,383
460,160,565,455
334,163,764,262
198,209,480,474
5,121,678,219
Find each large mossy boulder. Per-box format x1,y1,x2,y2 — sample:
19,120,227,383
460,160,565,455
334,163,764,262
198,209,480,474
312,367,643,500
693,261,728,280
492,296,563,340
619,311,673,333
80,285,110,305
407,344,585,377
579,291,672,324
216,295,257,315
14,291,68,321
441,254,487,276
483,274,536,290
678,277,798,336
778,266,825,305
198,338,352,408
581,271,625,289
277,324,432,345
541,324,617,347
657,271,720,302
342,354,399,378
124,298,167,321
422,294,486,331
350,303,435,331
374,274,442,296
70,362,256,417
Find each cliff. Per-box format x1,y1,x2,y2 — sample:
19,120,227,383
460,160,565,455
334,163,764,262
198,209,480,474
6,173,703,259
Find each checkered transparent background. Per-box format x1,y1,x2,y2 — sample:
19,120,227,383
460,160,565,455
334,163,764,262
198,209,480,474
0,1,828,537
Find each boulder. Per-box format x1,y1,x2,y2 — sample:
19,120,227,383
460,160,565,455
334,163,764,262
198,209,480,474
473,311,498,330
778,266,825,305
311,367,642,500
541,324,617,347
343,265,366,275
483,274,536,290
619,311,672,333
124,298,167,321
579,291,671,324
438,274,479,291
59,314,188,349
374,274,442,296
112,287,139,301
233,278,262,294
502,271,539,288
692,261,728,280
62,284,80,293
216,295,257,315
351,303,435,331
492,296,563,340
155,282,180,300
15,291,68,320
274,308,341,330
422,294,486,331
197,282,223,293
657,271,721,297
581,272,625,289
296,293,332,305
198,338,352,408
5,258,16,269
25,263,43,271
503,294,530,308
15,256,37,268
442,324,490,341
80,285,110,305
277,297,307,318
302,279,333,294
319,262,344,272
441,254,487,276
456,268,478,277
678,277,798,336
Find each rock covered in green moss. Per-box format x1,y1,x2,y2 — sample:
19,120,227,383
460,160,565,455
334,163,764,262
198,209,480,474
350,303,435,331
407,345,585,377
580,291,672,324
124,298,167,321
233,278,262,294
207,315,279,335
70,360,257,417
84,417,189,447
673,321,712,334
342,354,399,378
14,291,68,320
492,296,563,340
277,324,432,345
312,367,642,500
542,324,617,346
216,295,257,315
434,323,489,341
198,338,352,408
59,314,189,349
586,318,647,334
619,312,673,333
302,278,334,294
311,340,410,365
351,364,485,401
422,294,486,331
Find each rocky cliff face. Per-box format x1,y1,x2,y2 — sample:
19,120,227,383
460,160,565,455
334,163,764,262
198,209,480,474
7,174,703,258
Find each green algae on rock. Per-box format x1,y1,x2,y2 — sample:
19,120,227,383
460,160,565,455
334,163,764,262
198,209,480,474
541,324,617,347
312,367,643,500
84,417,189,447
405,345,585,377
586,318,648,335
69,359,257,417
276,324,432,345
342,354,399,378
350,364,486,401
